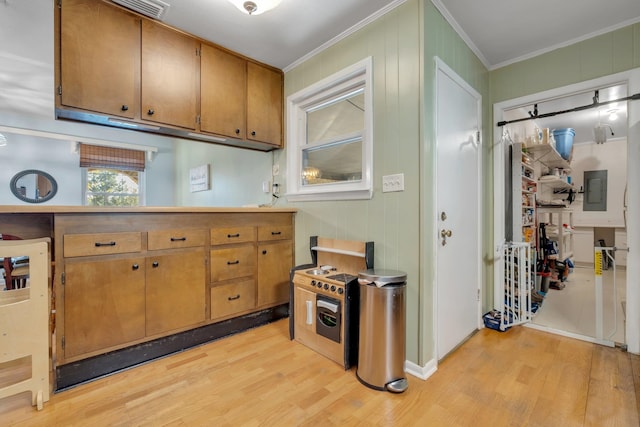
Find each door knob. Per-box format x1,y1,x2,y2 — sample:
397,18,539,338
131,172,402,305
441,229,452,246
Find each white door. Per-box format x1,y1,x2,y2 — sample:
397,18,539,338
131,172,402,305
435,59,482,360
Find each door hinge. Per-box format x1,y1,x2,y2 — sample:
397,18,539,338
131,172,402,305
61,336,65,350
58,85,62,96
196,47,201,57
476,130,481,144
477,289,481,301
196,114,201,124
61,271,65,285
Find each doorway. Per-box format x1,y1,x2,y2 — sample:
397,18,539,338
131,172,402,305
434,58,482,360
493,70,640,353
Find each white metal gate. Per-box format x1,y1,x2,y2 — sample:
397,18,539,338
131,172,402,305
501,242,534,330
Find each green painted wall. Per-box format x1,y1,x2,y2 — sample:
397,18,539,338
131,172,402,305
491,23,640,103
283,0,489,365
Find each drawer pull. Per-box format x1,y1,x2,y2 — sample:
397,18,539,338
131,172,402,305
262,250,267,255
228,294,241,301
95,241,116,247
132,264,139,270
170,237,187,242
152,261,159,268
271,231,282,235
227,260,240,265
227,233,240,238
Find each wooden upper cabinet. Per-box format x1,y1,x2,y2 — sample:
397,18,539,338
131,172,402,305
141,20,199,129
200,44,246,139
60,0,139,118
247,62,283,147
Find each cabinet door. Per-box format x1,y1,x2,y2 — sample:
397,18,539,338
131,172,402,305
146,249,206,336
200,44,246,139
60,0,139,118
141,20,199,129
64,257,146,358
246,62,283,146
257,240,292,306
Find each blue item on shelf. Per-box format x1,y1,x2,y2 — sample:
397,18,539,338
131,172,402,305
552,128,575,160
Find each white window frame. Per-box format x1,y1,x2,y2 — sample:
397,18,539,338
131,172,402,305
286,57,373,201
82,168,146,206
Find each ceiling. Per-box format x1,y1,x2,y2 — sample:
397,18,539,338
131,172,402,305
149,0,640,71
129,0,640,145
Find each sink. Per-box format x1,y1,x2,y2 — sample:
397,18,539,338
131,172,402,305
306,269,330,276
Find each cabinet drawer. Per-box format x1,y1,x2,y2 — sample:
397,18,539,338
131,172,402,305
148,228,206,250
210,226,256,245
258,225,292,242
210,245,256,282
64,232,142,257
211,279,256,320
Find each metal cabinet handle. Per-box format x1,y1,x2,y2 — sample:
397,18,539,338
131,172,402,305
121,105,129,111
306,300,313,325
227,233,240,238
147,109,155,115
95,241,116,247
251,131,256,136
152,261,159,268
271,231,282,235
228,294,241,301
235,129,240,135
227,260,240,265
170,237,187,242
262,250,267,255
132,264,139,270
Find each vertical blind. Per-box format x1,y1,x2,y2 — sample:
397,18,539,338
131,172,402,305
79,143,146,171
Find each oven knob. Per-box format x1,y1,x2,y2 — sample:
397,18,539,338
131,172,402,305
337,288,344,295
330,285,336,292
323,283,329,290
311,280,316,286
317,282,323,288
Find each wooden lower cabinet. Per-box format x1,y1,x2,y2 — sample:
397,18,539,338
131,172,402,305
145,249,206,336
210,279,256,320
64,257,146,358
257,240,293,307
53,211,295,367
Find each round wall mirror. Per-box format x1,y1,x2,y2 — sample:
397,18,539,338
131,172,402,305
10,169,58,203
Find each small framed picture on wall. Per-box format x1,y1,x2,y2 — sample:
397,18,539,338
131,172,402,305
190,164,210,192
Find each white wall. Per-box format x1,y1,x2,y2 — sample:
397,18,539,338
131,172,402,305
570,139,627,227
0,0,271,207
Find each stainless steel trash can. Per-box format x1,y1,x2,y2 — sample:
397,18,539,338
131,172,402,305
356,269,408,393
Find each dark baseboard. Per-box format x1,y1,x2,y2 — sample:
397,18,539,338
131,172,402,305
55,304,289,392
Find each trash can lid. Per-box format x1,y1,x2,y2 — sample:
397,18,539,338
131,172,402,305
358,268,406,286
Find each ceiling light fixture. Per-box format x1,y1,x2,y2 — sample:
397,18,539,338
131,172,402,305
227,0,282,15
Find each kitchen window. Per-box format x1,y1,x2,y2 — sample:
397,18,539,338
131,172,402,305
78,143,146,206
286,57,373,201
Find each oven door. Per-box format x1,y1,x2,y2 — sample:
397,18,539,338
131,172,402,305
316,295,341,343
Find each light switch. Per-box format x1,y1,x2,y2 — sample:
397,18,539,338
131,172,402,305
382,174,404,192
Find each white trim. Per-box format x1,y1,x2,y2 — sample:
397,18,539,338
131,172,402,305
524,323,615,348
429,0,490,69
0,124,158,157
405,358,438,381
283,0,408,72
493,69,640,354
433,57,483,361
286,57,373,202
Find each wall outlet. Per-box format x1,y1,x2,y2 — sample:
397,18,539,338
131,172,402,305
382,173,404,192
272,164,280,176
262,180,271,193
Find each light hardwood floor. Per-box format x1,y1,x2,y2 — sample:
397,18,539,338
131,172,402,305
2,319,639,426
